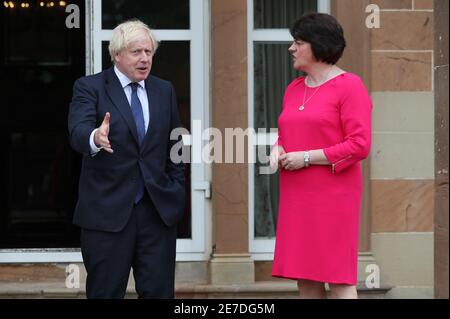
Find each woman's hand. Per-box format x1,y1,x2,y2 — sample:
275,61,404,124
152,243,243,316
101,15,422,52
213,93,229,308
279,151,305,171
270,145,286,172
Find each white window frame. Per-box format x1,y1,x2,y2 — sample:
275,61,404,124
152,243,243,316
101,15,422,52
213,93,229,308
248,0,331,260
0,0,211,264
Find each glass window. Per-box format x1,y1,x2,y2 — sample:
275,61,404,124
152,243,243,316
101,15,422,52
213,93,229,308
254,42,299,130
2,2,72,65
254,146,279,237
0,0,85,248
102,40,192,239
252,1,317,239
150,41,191,239
254,0,317,29
102,0,190,29
253,43,300,238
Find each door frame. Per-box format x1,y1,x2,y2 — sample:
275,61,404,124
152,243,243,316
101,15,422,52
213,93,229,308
0,0,212,263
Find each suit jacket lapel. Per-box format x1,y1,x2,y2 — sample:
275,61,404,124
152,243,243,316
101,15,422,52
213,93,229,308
142,76,161,150
104,67,140,145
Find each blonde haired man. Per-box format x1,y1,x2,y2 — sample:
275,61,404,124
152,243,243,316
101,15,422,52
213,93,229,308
68,20,185,299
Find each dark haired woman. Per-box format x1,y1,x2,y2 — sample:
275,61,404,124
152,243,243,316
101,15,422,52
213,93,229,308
270,12,373,299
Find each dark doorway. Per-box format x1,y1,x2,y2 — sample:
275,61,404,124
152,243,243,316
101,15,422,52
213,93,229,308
0,0,85,248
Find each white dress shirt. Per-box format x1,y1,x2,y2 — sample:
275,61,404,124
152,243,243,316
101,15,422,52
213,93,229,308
89,66,150,154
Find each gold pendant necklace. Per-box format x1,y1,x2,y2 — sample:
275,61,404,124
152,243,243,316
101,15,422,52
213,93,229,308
298,66,333,111
298,84,321,111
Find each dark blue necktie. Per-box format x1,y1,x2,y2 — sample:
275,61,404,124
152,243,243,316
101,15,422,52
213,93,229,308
130,83,146,145
130,82,145,203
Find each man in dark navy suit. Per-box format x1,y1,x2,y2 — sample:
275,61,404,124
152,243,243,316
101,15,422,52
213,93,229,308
68,20,185,299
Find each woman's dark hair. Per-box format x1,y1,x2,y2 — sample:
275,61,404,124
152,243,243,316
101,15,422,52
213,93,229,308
290,12,346,65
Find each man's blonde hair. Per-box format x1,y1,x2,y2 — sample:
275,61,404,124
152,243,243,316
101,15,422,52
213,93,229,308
108,19,159,62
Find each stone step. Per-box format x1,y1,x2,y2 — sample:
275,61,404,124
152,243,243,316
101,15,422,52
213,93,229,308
0,281,391,299
176,282,392,299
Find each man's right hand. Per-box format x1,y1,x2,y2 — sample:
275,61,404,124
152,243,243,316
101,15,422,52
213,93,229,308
94,112,114,153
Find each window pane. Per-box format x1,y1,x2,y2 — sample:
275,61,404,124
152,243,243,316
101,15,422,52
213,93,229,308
254,0,317,29
102,41,192,239
102,0,189,29
254,42,299,130
254,146,279,238
2,4,72,66
253,42,300,238
150,41,191,239
0,0,85,248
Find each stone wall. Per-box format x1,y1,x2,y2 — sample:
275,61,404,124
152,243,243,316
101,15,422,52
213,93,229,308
370,0,435,297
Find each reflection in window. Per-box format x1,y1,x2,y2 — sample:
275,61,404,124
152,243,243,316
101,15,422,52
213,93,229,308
102,0,189,29
254,0,317,29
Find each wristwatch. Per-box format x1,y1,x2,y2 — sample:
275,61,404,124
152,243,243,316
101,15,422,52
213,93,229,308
303,151,311,167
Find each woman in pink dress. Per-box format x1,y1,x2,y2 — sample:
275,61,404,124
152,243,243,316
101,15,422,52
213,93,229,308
270,12,372,299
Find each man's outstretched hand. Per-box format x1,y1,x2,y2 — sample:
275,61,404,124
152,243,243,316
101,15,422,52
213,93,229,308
94,112,113,153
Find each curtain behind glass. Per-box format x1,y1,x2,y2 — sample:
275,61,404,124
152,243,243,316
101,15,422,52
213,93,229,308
102,0,189,29
254,0,317,29
254,43,298,130
254,43,299,238
253,0,317,238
